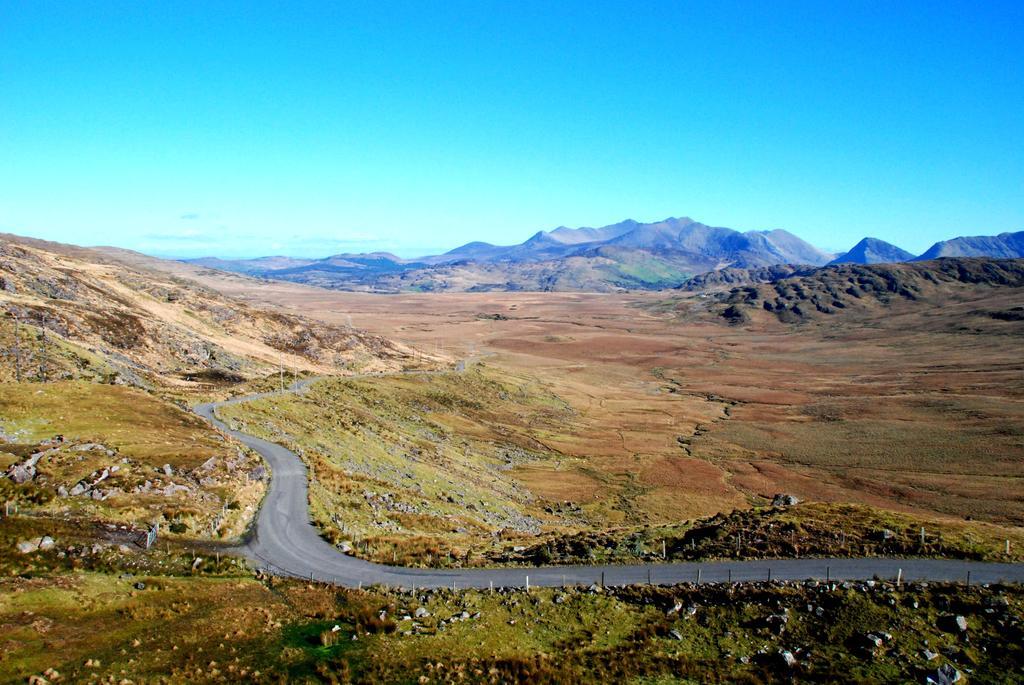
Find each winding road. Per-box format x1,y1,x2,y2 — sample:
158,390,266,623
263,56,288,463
195,376,1024,589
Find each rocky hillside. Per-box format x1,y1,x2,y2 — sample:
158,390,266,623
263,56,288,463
711,258,1024,324
679,264,808,291
0,234,417,387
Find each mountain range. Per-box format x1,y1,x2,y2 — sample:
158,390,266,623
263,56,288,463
185,217,1024,293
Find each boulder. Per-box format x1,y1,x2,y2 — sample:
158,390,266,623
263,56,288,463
926,664,962,685
771,494,800,507
17,539,40,554
9,463,36,483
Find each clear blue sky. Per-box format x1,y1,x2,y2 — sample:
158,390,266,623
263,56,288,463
1,2,1021,258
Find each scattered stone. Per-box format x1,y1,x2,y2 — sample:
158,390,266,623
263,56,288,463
668,629,683,641
134,582,146,591
162,464,174,476
779,650,797,668
955,615,968,632
923,649,939,661
414,607,430,618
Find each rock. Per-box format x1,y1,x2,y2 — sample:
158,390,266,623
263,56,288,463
69,483,88,496
779,650,797,668
56,485,69,497
17,540,40,554
8,463,36,483
162,464,173,476
771,493,800,507
954,615,968,632
38,536,55,551
926,664,962,685
923,649,939,661
198,457,218,472
414,607,430,618
134,582,146,590
668,629,683,641
163,483,191,496
764,613,789,635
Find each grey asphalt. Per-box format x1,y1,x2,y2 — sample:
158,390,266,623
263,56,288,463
195,378,1024,589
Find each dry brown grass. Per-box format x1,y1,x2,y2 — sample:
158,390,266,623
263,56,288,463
141,265,1024,534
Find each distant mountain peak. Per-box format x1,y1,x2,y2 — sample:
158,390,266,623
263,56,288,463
913,230,1024,261
827,237,914,265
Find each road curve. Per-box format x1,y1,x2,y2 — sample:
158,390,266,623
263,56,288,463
195,377,1024,589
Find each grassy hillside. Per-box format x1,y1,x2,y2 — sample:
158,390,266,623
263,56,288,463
0,235,419,390
216,366,586,566
0,381,265,540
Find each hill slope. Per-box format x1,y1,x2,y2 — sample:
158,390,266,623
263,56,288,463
0,234,416,387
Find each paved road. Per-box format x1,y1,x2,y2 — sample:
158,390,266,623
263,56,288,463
195,377,1024,589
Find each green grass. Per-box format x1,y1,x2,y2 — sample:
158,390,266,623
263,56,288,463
2,561,1022,683
216,366,581,566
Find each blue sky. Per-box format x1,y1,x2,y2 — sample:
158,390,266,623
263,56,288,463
1,2,1021,258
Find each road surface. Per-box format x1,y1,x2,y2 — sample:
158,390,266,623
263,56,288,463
195,376,1024,589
